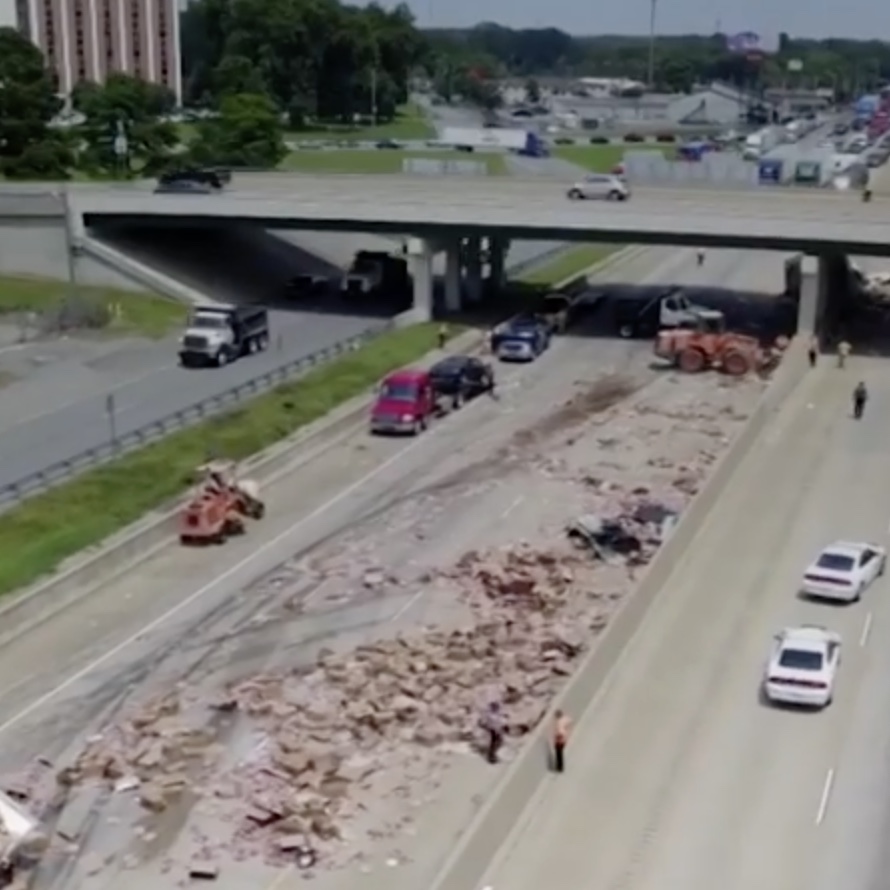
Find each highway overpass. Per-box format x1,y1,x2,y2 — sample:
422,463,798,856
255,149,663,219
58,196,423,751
68,178,888,323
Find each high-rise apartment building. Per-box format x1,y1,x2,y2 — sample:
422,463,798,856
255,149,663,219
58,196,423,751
15,0,181,102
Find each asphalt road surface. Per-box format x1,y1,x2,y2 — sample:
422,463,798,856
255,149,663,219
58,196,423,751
473,355,890,890
0,245,799,890
0,219,571,492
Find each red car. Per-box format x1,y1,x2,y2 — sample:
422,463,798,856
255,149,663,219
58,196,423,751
369,368,435,435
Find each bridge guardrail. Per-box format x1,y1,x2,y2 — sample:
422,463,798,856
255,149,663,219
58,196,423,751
0,321,391,508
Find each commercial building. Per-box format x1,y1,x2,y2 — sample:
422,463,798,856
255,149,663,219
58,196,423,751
16,0,181,102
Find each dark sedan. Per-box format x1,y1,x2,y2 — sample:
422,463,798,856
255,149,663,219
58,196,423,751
429,355,495,407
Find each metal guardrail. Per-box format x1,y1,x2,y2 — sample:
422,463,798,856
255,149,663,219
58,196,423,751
0,322,391,507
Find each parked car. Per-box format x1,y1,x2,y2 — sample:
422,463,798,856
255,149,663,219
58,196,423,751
369,369,435,435
491,316,551,362
428,355,495,407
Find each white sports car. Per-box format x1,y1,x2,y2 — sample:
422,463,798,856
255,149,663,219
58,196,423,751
763,626,841,708
801,540,886,603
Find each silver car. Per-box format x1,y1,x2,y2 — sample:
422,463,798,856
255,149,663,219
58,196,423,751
567,174,630,201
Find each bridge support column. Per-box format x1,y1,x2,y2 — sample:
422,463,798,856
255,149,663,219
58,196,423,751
797,255,830,336
407,237,434,322
488,236,508,294
444,240,462,313
464,236,483,304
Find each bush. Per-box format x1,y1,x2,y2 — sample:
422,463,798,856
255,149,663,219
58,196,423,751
623,133,645,143
655,132,676,143
588,135,610,144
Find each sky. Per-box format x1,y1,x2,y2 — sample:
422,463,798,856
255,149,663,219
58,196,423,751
364,0,890,41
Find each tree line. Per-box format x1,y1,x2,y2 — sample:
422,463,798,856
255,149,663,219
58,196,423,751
429,24,890,100
3,5,890,181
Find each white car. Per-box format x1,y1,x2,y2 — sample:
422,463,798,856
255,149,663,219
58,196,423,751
801,540,886,602
566,174,629,201
763,626,841,708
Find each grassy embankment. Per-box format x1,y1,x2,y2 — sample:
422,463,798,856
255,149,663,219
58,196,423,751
0,275,186,338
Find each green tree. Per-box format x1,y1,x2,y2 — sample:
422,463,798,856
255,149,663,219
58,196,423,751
525,77,541,103
0,27,72,179
72,73,178,176
189,92,287,168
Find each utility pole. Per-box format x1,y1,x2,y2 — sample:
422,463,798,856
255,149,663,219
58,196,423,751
647,0,657,88
370,67,378,126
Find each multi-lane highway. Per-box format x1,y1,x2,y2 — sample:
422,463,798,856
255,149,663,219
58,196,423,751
73,179,890,254
0,216,569,491
0,245,803,890
472,357,890,890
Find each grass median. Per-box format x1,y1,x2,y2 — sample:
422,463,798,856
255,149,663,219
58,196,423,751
519,245,620,287
0,322,465,598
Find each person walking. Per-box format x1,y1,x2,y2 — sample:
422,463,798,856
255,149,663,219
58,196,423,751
696,248,706,267
837,340,851,369
807,336,819,368
437,322,449,350
552,709,571,773
853,381,868,420
479,702,505,764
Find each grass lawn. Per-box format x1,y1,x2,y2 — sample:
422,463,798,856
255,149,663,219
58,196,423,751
279,149,506,175
286,102,434,142
519,245,620,287
0,276,187,339
0,322,466,597
554,144,670,172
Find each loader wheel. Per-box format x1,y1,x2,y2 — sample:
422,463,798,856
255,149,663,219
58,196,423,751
678,348,706,373
722,350,751,376
252,502,266,519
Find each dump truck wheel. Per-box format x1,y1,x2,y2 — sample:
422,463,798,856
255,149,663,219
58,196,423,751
722,350,751,376
678,348,706,373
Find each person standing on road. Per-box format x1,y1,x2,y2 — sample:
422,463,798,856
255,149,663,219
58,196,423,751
552,709,571,774
837,340,851,369
696,248,706,267
479,701,505,764
853,381,868,420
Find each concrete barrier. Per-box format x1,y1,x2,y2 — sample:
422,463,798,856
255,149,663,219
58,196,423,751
428,337,811,890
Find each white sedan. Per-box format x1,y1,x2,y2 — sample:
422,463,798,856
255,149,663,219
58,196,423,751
763,626,841,708
801,540,886,603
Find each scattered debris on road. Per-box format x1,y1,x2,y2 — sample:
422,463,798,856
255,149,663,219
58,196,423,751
11,367,765,884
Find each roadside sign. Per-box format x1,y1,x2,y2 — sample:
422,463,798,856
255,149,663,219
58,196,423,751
758,159,783,183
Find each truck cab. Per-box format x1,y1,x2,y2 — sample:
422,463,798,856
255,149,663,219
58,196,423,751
612,289,701,339
370,369,434,435
179,305,269,367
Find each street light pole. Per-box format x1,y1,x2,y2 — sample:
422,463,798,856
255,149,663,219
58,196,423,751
647,0,658,88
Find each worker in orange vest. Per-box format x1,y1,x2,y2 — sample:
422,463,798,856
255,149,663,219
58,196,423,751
552,709,571,773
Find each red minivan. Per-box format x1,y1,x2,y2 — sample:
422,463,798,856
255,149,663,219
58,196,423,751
370,368,435,435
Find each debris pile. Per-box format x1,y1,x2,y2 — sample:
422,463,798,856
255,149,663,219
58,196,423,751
58,692,218,815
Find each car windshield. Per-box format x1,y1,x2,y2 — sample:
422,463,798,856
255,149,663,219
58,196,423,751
778,648,824,671
192,315,227,329
816,552,855,572
380,382,417,401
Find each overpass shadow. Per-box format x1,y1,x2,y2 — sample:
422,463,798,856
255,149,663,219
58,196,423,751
87,223,404,319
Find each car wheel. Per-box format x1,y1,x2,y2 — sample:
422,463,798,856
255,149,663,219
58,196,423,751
567,189,583,200
618,324,635,339
880,557,886,577
607,190,623,200
216,349,228,367
854,583,863,602
257,333,269,351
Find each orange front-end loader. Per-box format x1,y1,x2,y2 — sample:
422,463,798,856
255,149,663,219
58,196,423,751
179,489,245,545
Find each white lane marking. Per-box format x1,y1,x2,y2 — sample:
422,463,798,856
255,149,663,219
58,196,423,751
0,398,493,738
816,768,835,826
500,495,524,520
860,612,873,648
390,590,425,623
